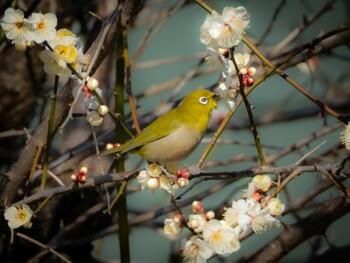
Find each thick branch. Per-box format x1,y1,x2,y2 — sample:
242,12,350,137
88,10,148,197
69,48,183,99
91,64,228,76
245,196,350,263
0,0,139,209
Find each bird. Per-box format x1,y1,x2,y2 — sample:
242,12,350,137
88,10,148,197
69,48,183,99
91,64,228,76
102,89,219,168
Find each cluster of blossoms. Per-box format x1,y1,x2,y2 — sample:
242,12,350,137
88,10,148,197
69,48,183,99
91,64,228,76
133,163,190,194
71,166,89,184
1,8,108,128
40,28,83,76
0,8,56,48
340,123,350,150
0,7,85,77
4,204,33,229
74,78,110,127
163,174,285,263
199,6,256,111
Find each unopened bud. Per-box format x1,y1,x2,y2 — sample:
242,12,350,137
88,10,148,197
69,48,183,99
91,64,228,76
192,201,203,213
79,166,88,174
106,143,114,150
247,66,256,77
239,67,248,75
206,210,215,220
87,78,99,90
98,105,109,116
177,177,189,188
173,214,184,224
218,48,229,58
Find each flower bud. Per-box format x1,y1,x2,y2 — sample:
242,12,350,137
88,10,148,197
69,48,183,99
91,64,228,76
188,218,199,229
71,174,77,181
173,214,184,225
78,174,87,183
97,105,109,116
205,210,215,220
218,47,229,58
239,67,248,75
192,201,203,213
188,214,207,233
105,143,114,150
252,174,272,192
182,171,190,179
242,74,254,87
177,177,189,188
247,66,256,76
87,78,99,90
175,170,183,177
79,166,88,174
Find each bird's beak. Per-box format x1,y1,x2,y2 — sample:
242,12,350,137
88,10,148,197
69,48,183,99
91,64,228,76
212,93,220,108
212,93,221,101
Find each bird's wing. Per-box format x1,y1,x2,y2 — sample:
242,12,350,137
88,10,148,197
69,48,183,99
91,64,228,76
101,108,180,155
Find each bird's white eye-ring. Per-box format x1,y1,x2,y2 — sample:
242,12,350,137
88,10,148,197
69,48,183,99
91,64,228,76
199,96,208,105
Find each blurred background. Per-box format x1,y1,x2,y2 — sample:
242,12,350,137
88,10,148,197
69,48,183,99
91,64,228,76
0,0,349,262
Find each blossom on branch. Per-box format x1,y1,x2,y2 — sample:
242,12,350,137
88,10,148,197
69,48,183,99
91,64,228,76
200,6,250,48
39,28,80,76
4,204,33,229
267,198,285,216
182,236,213,263
0,8,33,46
164,217,183,239
202,219,240,255
28,12,57,43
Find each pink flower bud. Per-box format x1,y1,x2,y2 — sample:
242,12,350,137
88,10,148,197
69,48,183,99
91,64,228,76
192,201,203,213
206,210,215,220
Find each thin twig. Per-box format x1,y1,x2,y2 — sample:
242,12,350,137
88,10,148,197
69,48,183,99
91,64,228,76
16,232,72,263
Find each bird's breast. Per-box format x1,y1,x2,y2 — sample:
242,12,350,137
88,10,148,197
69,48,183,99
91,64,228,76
140,125,204,165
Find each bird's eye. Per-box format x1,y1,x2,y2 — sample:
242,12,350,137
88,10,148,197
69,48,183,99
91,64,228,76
199,96,208,105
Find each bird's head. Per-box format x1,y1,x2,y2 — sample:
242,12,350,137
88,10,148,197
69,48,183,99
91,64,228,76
178,89,219,118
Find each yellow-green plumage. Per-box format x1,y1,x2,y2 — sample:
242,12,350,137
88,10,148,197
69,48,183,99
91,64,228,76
102,89,219,166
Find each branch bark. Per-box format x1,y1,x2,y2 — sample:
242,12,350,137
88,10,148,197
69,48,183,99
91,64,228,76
0,0,140,222
245,196,350,263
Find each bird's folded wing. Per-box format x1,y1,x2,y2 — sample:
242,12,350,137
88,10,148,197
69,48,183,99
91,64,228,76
101,108,180,156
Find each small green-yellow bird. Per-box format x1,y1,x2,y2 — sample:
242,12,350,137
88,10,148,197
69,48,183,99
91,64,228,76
102,89,219,167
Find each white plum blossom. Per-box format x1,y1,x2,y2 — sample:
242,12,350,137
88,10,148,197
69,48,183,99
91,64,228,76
205,47,229,71
27,12,57,43
0,8,33,45
39,28,80,76
214,52,251,111
182,236,213,263
4,204,33,229
164,218,182,238
223,53,251,79
224,198,281,235
135,163,179,193
202,219,240,255
200,6,250,48
136,170,150,190
48,28,79,48
147,163,163,177
267,198,285,216
217,82,238,111
39,50,72,76
159,174,178,194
